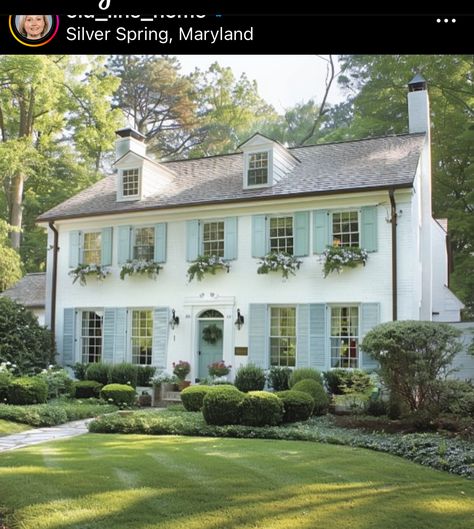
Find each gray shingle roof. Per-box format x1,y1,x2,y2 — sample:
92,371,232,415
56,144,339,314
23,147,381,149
37,133,425,222
1,273,45,308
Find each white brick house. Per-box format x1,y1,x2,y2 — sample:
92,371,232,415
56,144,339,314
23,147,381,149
37,76,463,381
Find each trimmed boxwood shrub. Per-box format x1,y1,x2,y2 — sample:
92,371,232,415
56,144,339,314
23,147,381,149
7,377,48,405
73,380,103,399
240,391,283,426
276,390,314,423
100,384,136,406
292,379,329,415
110,363,138,388
202,386,245,425
0,372,12,402
85,363,111,385
181,385,215,411
234,364,266,392
289,368,322,388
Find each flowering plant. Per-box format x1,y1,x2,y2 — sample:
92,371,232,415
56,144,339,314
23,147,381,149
150,371,178,386
172,360,191,381
187,255,230,282
208,361,231,377
322,245,368,277
257,251,302,279
69,263,111,286
120,259,163,280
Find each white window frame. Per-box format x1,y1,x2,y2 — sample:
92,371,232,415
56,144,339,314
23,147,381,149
119,167,141,201
81,230,102,265
129,308,153,366
331,210,360,248
133,225,155,261
244,150,273,189
269,305,297,368
268,215,294,255
329,305,360,369
201,219,225,257
79,309,104,364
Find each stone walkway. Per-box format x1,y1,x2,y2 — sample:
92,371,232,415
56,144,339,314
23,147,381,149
0,418,91,452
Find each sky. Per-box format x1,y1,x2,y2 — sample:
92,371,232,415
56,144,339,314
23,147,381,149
173,55,346,113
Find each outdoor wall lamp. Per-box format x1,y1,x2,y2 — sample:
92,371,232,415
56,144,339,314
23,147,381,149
170,309,180,329
235,308,244,330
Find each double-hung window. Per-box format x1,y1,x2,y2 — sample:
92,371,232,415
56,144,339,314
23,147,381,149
81,310,103,363
82,232,101,265
247,152,269,186
133,227,155,260
131,309,153,365
330,306,359,368
122,168,140,198
270,307,296,367
269,216,294,254
202,221,225,257
332,211,360,247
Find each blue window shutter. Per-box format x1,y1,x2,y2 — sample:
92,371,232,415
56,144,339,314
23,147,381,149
101,227,113,266
69,231,80,267
360,303,380,370
63,308,76,365
152,307,169,369
296,304,310,367
251,215,267,258
294,211,310,257
186,220,200,261
309,304,327,370
118,226,132,265
248,304,268,368
154,223,167,263
224,217,238,260
103,308,128,364
361,206,378,252
313,210,330,253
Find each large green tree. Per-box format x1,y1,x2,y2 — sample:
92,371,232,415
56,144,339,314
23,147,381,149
336,55,474,317
0,220,21,292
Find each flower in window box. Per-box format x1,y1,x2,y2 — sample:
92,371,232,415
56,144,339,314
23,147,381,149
187,255,230,282
69,263,111,286
257,251,302,279
120,259,163,280
321,245,368,277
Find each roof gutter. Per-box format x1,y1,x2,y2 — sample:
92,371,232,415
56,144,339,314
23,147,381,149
388,189,398,321
48,222,59,346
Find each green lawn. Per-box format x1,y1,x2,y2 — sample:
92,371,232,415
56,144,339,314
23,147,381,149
0,419,30,436
0,435,473,529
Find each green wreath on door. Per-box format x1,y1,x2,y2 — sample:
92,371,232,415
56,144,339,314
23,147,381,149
202,324,223,344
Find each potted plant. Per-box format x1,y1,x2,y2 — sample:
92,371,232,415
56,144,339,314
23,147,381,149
172,360,191,390
120,259,163,280
187,255,230,282
208,360,232,380
322,244,368,277
69,263,111,286
257,251,302,279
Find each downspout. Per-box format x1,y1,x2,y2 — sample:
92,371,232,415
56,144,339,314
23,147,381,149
48,222,59,346
388,189,398,321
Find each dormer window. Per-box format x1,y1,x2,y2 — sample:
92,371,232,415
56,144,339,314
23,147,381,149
247,152,269,186
122,168,140,198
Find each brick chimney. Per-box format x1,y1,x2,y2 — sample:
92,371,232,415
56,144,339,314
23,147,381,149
408,73,430,134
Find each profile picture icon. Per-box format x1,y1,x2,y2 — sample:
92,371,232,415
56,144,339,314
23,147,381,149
10,15,59,47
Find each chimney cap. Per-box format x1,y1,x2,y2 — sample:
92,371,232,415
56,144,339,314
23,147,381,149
408,73,427,92
115,127,146,142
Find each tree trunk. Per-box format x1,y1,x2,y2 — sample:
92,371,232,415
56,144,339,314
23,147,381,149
9,174,24,250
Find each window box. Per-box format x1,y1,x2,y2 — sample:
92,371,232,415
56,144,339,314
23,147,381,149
257,251,302,279
187,255,230,282
120,259,163,280
322,245,368,278
69,264,111,286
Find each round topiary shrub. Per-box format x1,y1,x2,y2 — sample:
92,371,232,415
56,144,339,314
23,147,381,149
291,379,329,415
234,364,266,392
276,390,315,423
181,385,215,411
7,376,48,404
288,368,322,388
202,386,245,425
100,383,136,406
73,380,103,399
240,391,284,426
